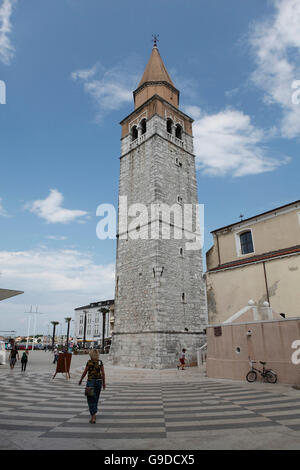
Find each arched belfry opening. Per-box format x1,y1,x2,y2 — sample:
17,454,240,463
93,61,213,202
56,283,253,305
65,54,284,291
140,118,147,135
167,118,173,134
131,125,138,141
175,124,182,140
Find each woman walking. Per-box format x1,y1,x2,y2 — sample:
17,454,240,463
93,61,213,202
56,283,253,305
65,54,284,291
9,347,19,370
78,349,106,424
21,349,29,372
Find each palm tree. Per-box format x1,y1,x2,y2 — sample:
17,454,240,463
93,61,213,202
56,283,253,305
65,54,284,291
51,321,59,350
65,317,72,351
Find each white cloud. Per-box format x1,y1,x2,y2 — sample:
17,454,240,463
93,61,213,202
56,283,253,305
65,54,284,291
71,59,140,122
249,0,300,138
0,248,114,293
0,0,16,65
0,247,115,335
0,197,10,216
46,235,68,241
183,105,203,120
192,107,289,177
25,189,88,224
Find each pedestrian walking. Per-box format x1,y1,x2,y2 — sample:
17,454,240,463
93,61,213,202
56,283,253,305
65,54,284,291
177,348,187,370
9,347,20,370
21,349,29,372
53,347,59,364
78,349,106,424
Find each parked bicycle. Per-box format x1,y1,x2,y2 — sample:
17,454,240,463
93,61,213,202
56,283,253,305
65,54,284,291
246,357,277,383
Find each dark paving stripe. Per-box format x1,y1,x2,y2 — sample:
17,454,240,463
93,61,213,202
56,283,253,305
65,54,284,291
166,421,282,432
165,413,256,422
103,400,162,404
266,413,300,420
194,385,248,392
286,424,300,431
112,386,162,390
18,403,86,409
40,431,167,439
117,394,162,397
101,406,164,411
0,423,50,431
232,396,294,402
164,406,243,415
241,399,300,406
215,391,273,397
0,415,67,422
259,405,300,412
162,392,213,396
164,402,229,409
20,406,86,412
163,400,216,405
95,414,165,420
58,421,165,428
4,409,75,416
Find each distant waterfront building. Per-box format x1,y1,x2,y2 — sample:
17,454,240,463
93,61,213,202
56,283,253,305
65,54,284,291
74,300,114,348
206,200,300,324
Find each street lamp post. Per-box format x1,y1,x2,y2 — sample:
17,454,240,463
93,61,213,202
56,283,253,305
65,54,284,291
51,321,59,350
99,307,109,354
65,317,72,351
83,310,88,350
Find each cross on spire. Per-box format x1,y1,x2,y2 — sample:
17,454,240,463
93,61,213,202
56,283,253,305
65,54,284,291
152,34,159,48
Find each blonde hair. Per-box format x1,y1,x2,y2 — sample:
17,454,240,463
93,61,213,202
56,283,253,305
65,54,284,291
89,349,99,361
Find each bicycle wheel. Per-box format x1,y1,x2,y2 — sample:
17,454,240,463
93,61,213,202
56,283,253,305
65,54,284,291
265,371,277,384
246,370,257,382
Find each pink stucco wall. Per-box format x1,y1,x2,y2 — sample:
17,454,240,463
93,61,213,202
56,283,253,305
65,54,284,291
206,318,300,384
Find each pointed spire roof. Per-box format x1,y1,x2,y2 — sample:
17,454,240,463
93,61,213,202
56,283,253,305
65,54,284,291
137,45,175,88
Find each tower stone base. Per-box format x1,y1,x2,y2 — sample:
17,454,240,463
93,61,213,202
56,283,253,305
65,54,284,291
108,331,206,369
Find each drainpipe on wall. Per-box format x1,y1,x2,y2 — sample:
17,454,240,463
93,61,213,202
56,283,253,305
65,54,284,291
262,261,270,306
216,233,221,266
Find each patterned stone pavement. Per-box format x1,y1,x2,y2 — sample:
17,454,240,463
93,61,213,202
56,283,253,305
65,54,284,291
1,363,300,449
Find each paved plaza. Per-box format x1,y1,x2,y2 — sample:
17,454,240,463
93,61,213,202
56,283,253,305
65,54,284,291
1,351,300,450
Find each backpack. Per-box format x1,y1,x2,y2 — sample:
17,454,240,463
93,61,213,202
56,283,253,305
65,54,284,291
21,352,27,361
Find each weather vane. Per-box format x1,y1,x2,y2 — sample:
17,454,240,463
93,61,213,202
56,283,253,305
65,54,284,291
152,34,159,47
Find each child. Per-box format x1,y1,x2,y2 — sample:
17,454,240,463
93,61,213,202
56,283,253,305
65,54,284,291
53,347,59,364
21,350,29,372
177,348,186,370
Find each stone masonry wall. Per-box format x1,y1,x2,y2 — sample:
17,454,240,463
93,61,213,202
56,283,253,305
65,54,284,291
109,113,207,368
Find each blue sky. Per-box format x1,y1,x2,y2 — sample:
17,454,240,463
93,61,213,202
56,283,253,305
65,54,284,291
0,0,299,336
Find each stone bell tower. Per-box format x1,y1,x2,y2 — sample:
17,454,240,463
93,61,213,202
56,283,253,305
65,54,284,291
109,40,207,368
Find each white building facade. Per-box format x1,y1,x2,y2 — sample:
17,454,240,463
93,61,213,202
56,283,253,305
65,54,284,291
74,300,114,348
